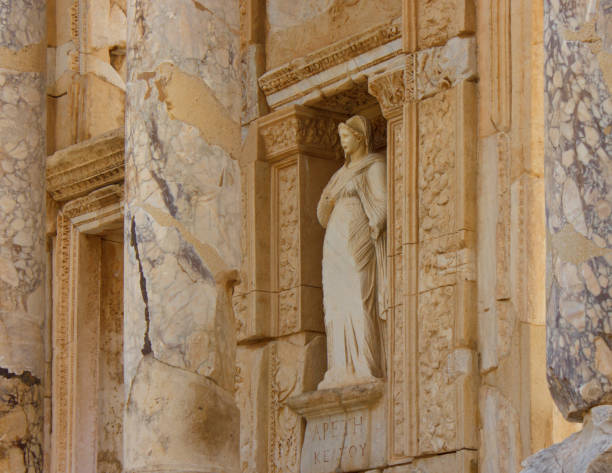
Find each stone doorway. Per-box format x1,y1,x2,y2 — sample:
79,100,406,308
46,131,125,473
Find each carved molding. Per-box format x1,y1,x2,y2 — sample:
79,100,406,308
51,214,78,473
259,22,401,96
46,128,125,202
69,1,80,71
258,105,344,161
62,184,124,234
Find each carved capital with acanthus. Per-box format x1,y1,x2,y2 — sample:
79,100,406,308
257,105,345,161
367,54,415,119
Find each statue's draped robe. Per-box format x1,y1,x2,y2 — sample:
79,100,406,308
317,153,387,388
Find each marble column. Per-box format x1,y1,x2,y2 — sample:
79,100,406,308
0,1,47,472
522,1,612,471
124,1,241,472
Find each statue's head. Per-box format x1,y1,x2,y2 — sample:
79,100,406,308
338,115,373,158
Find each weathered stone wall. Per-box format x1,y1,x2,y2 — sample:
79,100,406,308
265,0,401,70
47,0,126,153
476,1,559,471
0,1,47,471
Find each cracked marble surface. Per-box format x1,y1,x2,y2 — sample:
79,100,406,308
0,5,46,473
0,376,42,473
128,0,241,122
124,1,241,470
545,0,612,421
0,0,45,50
0,70,45,378
521,405,612,473
124,70,241,393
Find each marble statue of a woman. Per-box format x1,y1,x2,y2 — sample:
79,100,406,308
317,115,387,390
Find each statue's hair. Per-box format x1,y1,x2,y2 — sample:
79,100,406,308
338,115,373,153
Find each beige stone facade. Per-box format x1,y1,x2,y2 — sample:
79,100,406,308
0,1,610,473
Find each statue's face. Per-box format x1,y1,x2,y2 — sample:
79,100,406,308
339,127,363,157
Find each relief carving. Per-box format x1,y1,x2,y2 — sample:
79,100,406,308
496,133,511,300
316,115,387,389
418,89,456,240
260,112,343,159
388,118,404,256
277,164,299,290
417,0,455,48
390,302,407,457
418,286,457,454
269,344,299,473
415,37,477,101
278,289,299,336
416,0,474,50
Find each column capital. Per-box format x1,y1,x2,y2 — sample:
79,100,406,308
367,54,415,119
257,105,345,161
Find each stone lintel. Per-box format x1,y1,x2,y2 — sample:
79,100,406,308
62,184,124,235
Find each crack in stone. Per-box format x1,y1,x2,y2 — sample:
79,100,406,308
0,366,40,386
130,216,153,356
334,411,349,473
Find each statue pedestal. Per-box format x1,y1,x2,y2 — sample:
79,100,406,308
287,381,386,473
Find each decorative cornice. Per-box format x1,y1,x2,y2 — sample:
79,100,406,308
46,128,124,202
259,21,401,96
257,105,345,161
